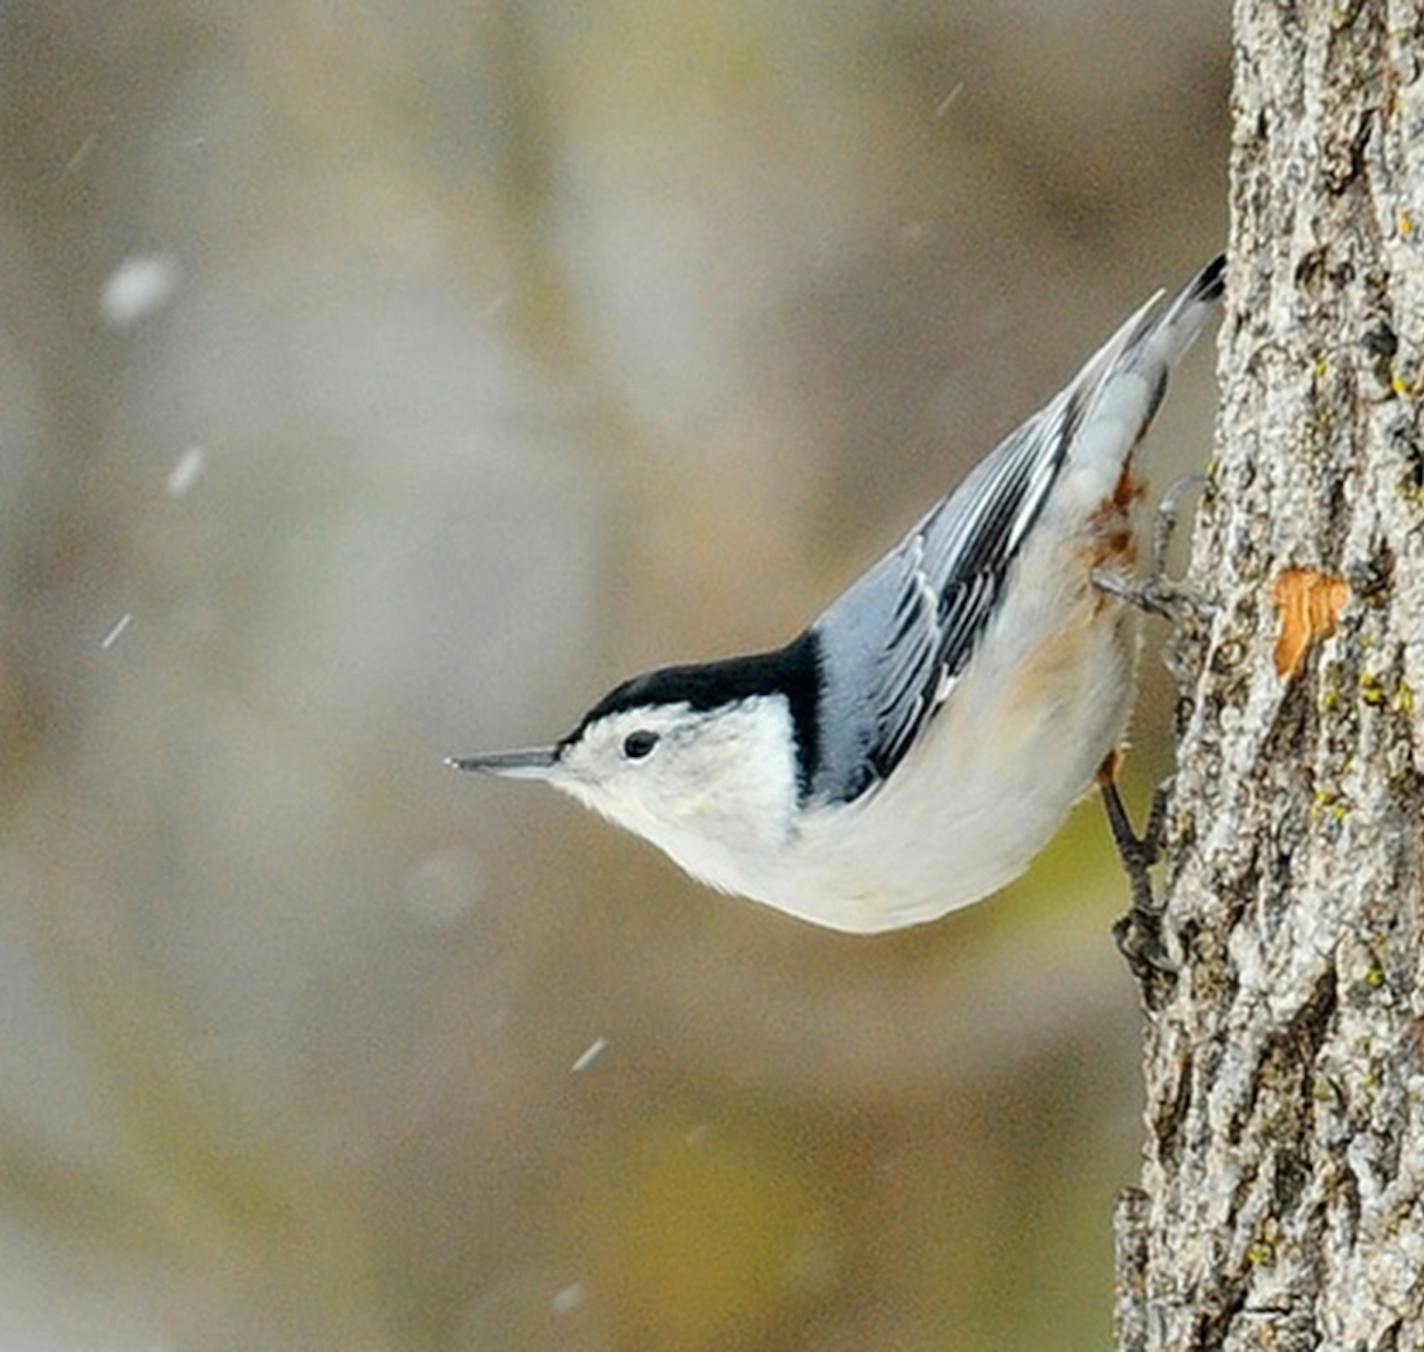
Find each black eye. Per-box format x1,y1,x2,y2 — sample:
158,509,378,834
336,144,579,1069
623,730,659,760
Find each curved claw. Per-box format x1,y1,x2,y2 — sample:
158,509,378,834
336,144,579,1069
1112,910,1179,980
1150,471,1208,578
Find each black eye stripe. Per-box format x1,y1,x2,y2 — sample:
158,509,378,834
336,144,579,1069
623,730,659,760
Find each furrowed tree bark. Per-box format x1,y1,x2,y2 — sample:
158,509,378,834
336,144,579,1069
1115,3,1424,1348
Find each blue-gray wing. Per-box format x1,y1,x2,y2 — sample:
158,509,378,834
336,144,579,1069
807,257,1224,804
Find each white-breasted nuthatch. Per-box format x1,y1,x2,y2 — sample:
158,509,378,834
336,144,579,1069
450,256,1224,937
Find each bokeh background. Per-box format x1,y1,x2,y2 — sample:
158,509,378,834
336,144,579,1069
0,4,1227,1349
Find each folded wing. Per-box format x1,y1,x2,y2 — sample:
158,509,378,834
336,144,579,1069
808,255,1224,805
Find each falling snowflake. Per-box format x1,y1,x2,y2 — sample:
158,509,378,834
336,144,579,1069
100,613,133,650
569,1036,608,1073
166,446,206,497
101,254,180,328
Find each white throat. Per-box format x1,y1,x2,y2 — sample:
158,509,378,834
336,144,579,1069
556,695,803,898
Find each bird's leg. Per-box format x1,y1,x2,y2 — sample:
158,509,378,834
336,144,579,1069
1092,472,1211,624
1096,752,1175,983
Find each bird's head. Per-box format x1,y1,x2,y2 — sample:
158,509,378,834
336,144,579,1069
448,644,820,890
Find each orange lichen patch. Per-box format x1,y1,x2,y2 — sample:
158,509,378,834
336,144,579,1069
1272,568,1349,679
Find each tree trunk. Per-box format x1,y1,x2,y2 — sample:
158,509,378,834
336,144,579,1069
1114,2,1424,1348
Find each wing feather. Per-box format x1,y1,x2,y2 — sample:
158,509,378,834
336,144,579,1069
808,257,1224,804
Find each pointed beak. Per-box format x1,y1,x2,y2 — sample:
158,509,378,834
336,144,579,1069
444,747,559,781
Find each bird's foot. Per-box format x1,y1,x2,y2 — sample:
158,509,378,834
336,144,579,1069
1096,755,1176,986
1092,569,1207,623
1092,472,1213,624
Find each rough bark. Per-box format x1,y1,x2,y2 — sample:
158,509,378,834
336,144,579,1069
1115,2,1424,1348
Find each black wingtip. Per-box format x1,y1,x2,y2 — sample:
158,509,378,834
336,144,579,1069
1193,253,1226,303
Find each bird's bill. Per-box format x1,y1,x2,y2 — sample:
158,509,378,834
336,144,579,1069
445,747,559,780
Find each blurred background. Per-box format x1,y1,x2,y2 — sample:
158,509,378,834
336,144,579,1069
0,3,1227,1349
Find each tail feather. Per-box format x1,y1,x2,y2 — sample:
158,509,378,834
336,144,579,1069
1132,253,1226,371
1052,254,1225,461
1045,254,1223,513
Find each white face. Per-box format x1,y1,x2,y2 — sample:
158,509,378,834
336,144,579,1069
547,697,802,894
